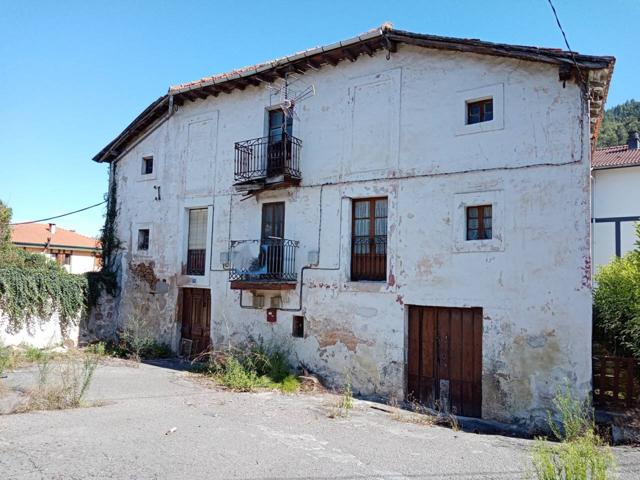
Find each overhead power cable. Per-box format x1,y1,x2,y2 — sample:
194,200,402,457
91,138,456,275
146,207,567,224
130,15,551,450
546,0,587,91
9,201,106,226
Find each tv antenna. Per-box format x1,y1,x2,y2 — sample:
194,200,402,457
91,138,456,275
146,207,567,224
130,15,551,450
267,72,315,119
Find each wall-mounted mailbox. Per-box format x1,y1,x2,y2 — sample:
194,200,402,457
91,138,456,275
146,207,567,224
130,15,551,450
266,308,277,323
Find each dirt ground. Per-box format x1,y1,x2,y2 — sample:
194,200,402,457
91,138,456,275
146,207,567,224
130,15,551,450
1,360,639,479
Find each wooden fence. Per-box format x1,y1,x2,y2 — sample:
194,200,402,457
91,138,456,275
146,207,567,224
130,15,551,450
593,355,639,410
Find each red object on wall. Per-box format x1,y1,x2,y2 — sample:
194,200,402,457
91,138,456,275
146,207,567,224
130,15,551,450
267,308,277,323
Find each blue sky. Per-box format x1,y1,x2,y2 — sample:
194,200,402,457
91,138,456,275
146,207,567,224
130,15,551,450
0,0,636,237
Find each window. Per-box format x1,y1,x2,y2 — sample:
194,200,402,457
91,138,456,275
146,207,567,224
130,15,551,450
466,205,492,240
466,99,493,125
187,208,208,275
351,197,387,281
63,254,71,266
137,229,150,251
142,156,153,175
292,316,304,338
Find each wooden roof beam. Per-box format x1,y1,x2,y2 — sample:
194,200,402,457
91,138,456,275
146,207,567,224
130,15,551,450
343,48,358,62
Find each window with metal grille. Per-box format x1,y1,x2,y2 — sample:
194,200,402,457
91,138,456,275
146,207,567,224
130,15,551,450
466,99,493,124
142,156,153,175
351,197,387,281
137,229,150,250
187,208,208,275
466,205,492,240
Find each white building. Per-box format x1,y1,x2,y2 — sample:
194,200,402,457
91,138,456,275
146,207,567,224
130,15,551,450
92,26,614,427
11,222,100,274
592,132,640,271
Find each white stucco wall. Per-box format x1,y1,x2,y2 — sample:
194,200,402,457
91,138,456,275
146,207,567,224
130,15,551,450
108,44,593,427
0,312,80,348
592,165,640,271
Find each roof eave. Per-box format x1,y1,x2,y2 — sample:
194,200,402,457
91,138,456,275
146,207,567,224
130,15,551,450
92,26,615,164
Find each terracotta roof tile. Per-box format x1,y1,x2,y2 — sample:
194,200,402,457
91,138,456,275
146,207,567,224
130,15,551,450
11,223,100,251
593,145,640,169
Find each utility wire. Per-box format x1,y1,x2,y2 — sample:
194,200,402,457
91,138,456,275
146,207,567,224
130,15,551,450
546,0,587,92
10,201,106,226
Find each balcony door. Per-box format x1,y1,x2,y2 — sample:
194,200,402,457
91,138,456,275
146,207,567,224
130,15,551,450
267,109,293,177
261,202,285,277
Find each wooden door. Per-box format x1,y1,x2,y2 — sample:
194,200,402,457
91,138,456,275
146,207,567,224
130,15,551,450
181,288,211,357
407,306,482,418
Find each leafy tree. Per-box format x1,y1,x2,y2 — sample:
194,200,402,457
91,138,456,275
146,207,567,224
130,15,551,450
0,200,12,254
593,224,640,358
597,99,640,148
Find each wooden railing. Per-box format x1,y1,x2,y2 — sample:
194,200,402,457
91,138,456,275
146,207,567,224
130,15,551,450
593,355,639,410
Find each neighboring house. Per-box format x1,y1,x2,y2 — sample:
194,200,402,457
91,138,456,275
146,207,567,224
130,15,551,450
92,25,614,427
11,223,100,273
592,132,640,271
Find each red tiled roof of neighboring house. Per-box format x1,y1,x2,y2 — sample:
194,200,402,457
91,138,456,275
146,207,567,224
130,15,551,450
592,144,640,170
11,223,100,251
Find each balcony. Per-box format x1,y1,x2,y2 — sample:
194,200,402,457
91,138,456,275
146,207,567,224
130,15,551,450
234,134,302,190
228,238,298,290
186,249,206,276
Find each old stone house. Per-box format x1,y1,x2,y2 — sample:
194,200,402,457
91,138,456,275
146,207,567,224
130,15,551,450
92,25,614,427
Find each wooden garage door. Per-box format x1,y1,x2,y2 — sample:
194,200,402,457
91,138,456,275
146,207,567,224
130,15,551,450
407,306,482,418
181,288,211,357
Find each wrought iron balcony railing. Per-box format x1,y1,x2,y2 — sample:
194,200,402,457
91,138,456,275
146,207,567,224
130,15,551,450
186,248,206,276
229,238,298,283
234,133,302,183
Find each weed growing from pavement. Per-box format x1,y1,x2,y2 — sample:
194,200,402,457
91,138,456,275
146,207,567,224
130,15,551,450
531,386,615,480
327,374,354,419
11,343,103,413
191,340,300,393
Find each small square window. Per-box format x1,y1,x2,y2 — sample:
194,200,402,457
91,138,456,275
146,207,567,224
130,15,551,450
63,254,71,266
292,316,304,338
466,205,492,240
466,99,493,125
142,156,153,175
137,229,150,250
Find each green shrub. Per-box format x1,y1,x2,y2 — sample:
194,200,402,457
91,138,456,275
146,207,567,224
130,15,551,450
0,342,10,377
532,387,615,480
593,224,640,358
193,340,299,393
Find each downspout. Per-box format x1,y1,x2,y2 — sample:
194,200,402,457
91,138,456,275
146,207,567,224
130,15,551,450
279,185,346,312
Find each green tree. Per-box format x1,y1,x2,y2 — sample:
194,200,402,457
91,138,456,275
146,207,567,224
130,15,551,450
0,200,12,254
593,224,640,358
597,99,640,148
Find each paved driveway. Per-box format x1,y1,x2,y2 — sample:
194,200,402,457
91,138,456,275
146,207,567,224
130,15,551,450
1,360,639,479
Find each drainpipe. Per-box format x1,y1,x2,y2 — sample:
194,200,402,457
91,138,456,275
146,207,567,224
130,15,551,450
279,185,346,312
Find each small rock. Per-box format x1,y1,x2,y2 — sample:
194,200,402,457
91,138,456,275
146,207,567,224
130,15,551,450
165,427,177,435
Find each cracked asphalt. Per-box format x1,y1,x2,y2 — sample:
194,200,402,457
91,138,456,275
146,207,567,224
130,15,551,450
1,360,639,479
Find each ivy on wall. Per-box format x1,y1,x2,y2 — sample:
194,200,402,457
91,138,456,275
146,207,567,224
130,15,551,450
0,163,122,332
0,263,87,334
86,162,122,307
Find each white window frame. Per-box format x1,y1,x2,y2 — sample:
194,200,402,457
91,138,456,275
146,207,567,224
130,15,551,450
180,199,213,287
138,153,157,181
452,190,504,253
455,83,504,136
133,222,152,256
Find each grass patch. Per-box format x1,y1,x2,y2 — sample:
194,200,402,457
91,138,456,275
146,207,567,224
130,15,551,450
191,341,300,393
11,344,103,413
531,387,616,479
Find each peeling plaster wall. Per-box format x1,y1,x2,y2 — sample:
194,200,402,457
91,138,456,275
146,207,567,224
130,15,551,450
110,44,592,426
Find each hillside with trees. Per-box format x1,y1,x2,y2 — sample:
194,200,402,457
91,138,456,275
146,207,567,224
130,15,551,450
597,99,640,148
